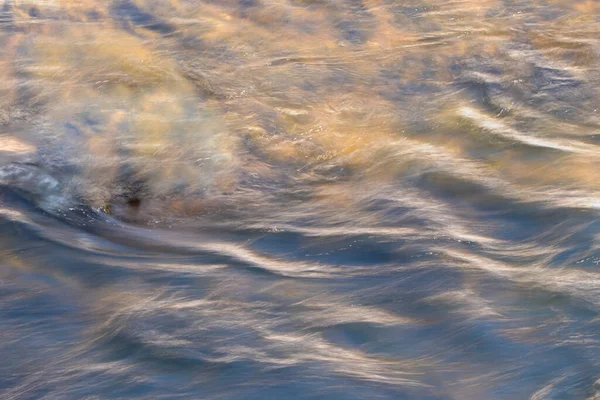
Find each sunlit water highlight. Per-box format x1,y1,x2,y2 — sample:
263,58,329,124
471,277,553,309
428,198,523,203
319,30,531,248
1,0,600,399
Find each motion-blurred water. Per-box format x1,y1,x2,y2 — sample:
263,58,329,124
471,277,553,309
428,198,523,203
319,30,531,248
1,1,600,399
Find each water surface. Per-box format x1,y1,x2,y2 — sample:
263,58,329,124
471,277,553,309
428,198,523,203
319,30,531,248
1,0,600,399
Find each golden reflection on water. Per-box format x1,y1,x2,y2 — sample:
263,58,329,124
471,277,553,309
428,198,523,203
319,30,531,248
2,0,599,220
1,2,600,398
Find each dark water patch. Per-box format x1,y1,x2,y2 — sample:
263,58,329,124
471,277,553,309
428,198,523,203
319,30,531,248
111,0,176,35
0,2,13,32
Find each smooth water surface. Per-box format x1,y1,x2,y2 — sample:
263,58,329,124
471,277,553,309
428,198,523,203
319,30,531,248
1,0,600,399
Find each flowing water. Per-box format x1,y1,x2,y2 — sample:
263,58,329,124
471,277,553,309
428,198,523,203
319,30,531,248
1,0,600,399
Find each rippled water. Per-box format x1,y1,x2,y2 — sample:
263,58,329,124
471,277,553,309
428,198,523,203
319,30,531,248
1,1,600,399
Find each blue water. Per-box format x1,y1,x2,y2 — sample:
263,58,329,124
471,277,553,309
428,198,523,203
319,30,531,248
1,1,600,399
